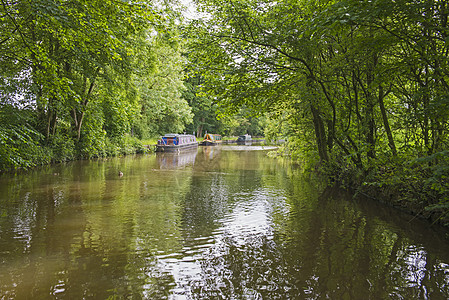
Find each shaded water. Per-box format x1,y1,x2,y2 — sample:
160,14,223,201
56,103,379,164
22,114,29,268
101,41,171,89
1,146,449,299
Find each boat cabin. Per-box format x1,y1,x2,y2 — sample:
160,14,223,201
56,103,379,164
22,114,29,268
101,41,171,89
204,134,222,142
200,133,222,146
237,134,252,142
157,134,198,152
159,134,196,146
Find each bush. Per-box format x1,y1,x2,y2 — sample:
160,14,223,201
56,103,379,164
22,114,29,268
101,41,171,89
48,133,76,162
0,105,51,170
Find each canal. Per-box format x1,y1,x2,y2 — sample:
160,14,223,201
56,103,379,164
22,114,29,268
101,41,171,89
0,146,449,299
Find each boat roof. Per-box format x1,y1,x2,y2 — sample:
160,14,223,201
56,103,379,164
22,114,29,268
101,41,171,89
161,134,195,138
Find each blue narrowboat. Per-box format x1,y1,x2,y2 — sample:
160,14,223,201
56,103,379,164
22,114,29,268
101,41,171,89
156,134,198,152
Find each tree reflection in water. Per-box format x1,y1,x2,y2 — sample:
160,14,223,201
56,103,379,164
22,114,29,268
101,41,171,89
186,190,449,300
1,152,449,299
190,233,294,299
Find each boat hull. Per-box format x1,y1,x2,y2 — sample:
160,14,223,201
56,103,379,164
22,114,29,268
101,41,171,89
237,134,252,144
156,143,198,152
200,134,222,146
200,141,221,146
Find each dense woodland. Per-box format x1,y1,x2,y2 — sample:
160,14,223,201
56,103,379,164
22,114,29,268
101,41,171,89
0,0,262,168
1,0,449,224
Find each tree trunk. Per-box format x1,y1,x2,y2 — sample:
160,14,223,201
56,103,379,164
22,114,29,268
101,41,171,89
310,105,329,162
197,125,203,138
76,111,85,141
46,110,53,139
74,78,96,140
378,85,397,156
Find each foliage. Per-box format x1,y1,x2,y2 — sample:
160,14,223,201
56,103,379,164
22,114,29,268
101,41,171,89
0,105,50,170
183,72,266,138
47,131,76,162
183,74,220,137
105,135,146,156
77,101,107,158
0,0,192,168
188,0,449,224
133,35,193,138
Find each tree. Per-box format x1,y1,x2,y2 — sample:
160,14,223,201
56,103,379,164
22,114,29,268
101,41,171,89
183,74,219,137
0,0,192,166
188,0,449,221
133,34,193,139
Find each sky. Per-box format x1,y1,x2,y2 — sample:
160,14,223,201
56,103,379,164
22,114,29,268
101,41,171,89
180,0,200,20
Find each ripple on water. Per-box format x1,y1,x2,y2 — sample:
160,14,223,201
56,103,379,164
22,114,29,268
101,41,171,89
151,187,290,295
148,188,287,298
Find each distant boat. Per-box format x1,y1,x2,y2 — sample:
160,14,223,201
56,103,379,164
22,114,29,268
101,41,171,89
200,133,222,146
236,134,252,144
156,134,198,152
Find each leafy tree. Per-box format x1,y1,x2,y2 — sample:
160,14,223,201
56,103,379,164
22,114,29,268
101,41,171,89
0,105,50,169
189,0,449,222
183,74,220,137
133,34,193,138
1,0,194,165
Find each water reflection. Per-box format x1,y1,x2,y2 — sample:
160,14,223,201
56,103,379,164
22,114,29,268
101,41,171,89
0,150,449,299
157,150,197,169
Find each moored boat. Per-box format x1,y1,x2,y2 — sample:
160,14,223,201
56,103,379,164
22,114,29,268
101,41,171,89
156,134,198,152
200,133,222,146
236,134,252,144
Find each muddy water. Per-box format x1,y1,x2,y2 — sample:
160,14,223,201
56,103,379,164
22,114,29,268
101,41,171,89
0,146,448,299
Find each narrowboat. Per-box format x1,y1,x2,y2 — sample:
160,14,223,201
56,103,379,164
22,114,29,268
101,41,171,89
236,134,252,144
156,134,198,152
200,133,222,146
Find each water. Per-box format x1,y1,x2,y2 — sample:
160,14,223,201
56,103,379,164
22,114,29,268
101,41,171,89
1,146,449,299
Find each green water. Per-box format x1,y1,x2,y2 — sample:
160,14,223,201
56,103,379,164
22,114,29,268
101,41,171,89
0,146,448,299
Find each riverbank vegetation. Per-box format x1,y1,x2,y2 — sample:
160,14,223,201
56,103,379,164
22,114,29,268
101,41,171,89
187,0,449,224
0,0,262,171
1,0,187,167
